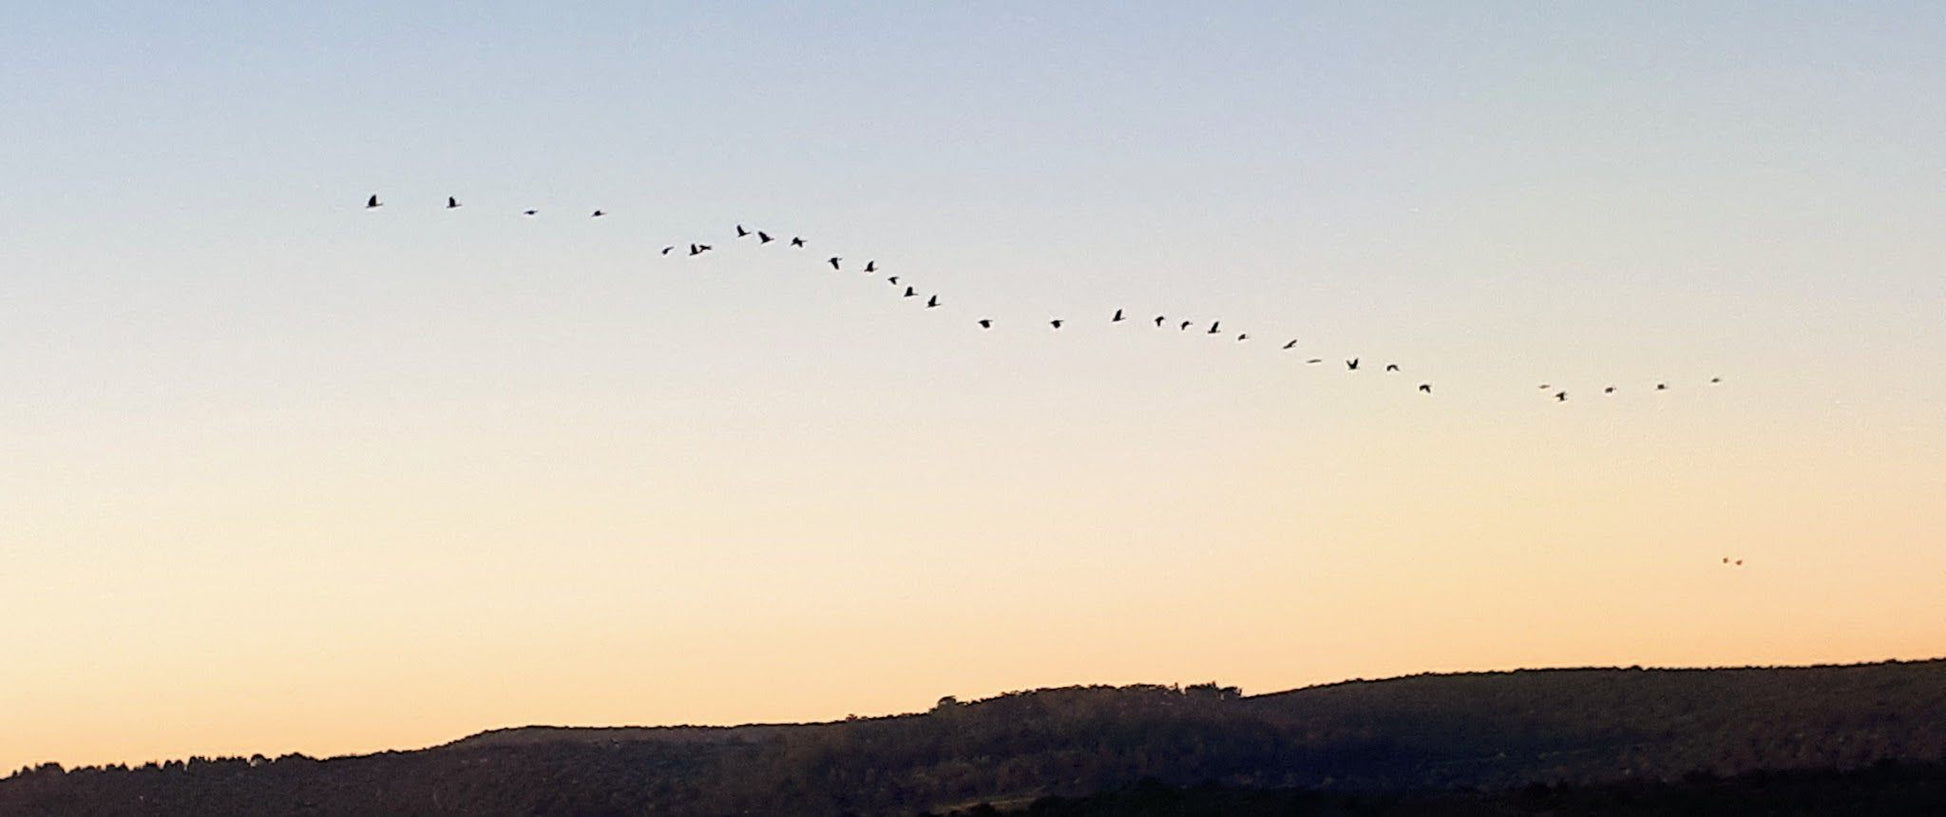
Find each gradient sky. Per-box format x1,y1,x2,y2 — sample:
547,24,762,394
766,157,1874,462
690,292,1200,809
4,2,1944,772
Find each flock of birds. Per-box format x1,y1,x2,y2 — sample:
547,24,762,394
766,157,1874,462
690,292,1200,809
364,193,1727,403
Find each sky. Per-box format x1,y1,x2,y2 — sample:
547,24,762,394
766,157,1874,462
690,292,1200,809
3,1,1944,772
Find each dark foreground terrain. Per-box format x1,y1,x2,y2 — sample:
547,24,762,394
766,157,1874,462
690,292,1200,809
949,762,1946,816
4,659,1943,816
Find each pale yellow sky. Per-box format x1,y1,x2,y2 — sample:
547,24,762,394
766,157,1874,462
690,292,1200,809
6,3,1946,773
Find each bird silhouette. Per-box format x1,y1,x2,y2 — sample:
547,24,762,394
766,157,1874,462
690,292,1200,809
887,276,901,285
1656,383,1668,391
359,197,1493,409
1555,391,1568,402
1306,359,1323,365
1604,386,1616,394
1710,377,1722,384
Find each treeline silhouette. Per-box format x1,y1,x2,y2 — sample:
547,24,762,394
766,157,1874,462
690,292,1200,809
954,762,1946,816
2,660,1942,816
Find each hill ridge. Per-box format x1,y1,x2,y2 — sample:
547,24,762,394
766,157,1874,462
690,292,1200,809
6,657,1945,816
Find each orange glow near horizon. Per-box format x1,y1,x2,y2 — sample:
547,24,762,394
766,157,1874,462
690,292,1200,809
6,3,1946,775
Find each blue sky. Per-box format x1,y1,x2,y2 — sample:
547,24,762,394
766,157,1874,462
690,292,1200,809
3,2,1944,770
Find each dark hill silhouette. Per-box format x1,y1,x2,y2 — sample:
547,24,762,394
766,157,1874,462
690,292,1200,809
3,659,1944,816
972,762,1946,816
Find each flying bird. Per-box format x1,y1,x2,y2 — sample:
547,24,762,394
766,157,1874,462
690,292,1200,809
1206,321,1221,334
1418,384,1433,394
661,246,674,255
736,225,751,237
1306,359,1323,365
758,231,774,243
1555,391,1568,402
1346,358,1360,370
1385,363,1400,372
1154,316,1167,327
1051,319,1064,329
1179,321,1193,331
446,196,460,209
1282,340,1298,350
523,209,539,217
366,194,381,209
790,236,806,247
1604,386,1616,394
1236,333,1248,342
1656,383,1668,391
1710,377,1723,384
1112,309,1125,322
887,276,901,285
828,257,842,270
864,261,877,273
903,286,917,298
978,319,993,329
591,210,605,217
925,295,940,308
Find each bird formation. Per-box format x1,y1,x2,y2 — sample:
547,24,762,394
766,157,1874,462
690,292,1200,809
363,193,1728,403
